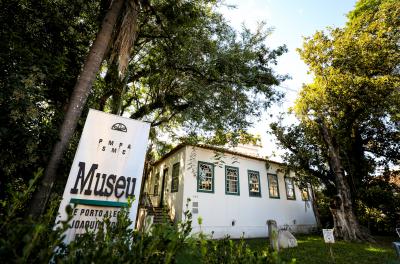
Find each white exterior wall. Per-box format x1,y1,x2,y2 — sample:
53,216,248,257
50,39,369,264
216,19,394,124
146,148,186,222
182,146,316,239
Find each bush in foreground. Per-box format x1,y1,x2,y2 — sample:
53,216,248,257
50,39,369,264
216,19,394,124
0,186,286,264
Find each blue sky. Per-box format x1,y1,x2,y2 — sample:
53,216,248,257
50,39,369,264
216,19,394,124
219,0,357,159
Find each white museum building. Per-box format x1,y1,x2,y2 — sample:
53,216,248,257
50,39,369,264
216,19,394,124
138,144,317,238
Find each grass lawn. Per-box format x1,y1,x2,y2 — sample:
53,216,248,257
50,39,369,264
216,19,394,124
244,235,400,264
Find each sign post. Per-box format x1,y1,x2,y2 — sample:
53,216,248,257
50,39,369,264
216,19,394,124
55,109,150,243
322,229,335,243
322,229,335,262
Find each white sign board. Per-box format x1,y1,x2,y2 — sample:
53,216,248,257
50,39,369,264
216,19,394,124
56,109,150,243
322,229,335,243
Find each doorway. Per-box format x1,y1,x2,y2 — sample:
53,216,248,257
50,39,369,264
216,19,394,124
160,168,168,207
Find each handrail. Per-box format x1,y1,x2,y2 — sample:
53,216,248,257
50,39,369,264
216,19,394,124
140,192,156,214
140,192,174,224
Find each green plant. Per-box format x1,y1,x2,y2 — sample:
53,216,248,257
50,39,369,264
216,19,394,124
1,194,286,263
0,196,70,263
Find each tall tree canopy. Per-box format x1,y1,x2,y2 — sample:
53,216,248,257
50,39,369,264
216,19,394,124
0,0,102,197
0,0,286,215
96,2,286,134
271,0,399,241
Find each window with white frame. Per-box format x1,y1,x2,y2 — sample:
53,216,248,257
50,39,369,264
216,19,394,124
225,166,240,195
197,161,214,192
171,162,179,192
248,170,261,197
285,177,296,200
267,173,280,198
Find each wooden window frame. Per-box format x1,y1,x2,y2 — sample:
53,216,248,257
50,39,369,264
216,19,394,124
225,166,240,195
284,177,296,200
267,173,280,199
248,170,261,197
171,162,180,193
197,161,214,193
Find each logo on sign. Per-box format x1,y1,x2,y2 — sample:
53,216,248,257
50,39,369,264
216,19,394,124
111,123,127,132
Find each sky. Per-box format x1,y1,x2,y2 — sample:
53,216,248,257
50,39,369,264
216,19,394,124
219,0,357,160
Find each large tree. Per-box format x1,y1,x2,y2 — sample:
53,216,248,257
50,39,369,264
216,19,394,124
0,0,102,199
28,0,130,217
27,0,286,216
272,0,399,241
95,3,286,132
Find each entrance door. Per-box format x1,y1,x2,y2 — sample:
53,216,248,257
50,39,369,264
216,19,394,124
160,168,168,207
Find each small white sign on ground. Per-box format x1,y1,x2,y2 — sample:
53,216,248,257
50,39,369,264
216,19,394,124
323,229,335,243
56,109,150,243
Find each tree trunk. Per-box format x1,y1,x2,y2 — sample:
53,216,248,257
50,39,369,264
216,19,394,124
28,0,125,217
319,120,372,241
135,144,153,227
346,127,366,208
310,184,322,229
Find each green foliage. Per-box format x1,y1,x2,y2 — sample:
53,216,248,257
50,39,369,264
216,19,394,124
59,203,285,263
0,168,44,226
0,171,68,263
193,236,285,264
271,0,399,232
1,0,285,204
295,0,400,171
0,191,285,263
313,192,334,229
276,235,398,264
357,174,400,234
270,121,335,194
0,0,101,197
193,129,262,147
95,0,287,142
347,0,398,21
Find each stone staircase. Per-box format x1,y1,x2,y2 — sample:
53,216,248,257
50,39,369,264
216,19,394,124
140,192,174,226
151,206,174,225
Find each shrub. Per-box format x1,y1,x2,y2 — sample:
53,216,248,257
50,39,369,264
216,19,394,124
1,183,289,263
